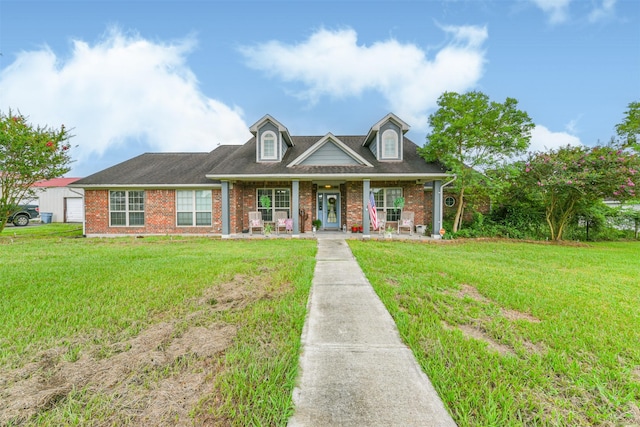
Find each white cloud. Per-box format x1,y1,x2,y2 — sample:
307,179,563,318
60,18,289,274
564,116,581,134
529,0,617,24
529,0,572,24
0,27,251,173
588,0,616,23
239,26,487,129
529,124,583,153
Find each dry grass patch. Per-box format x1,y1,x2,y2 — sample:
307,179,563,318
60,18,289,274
0,230,316,426
0,278,245,426
350,239,640,426
442,321,515,357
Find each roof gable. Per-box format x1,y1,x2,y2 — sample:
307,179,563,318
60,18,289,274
249,114,293,147
287,133,373,167
363,113,410,147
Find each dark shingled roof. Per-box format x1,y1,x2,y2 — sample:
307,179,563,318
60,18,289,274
207,136,446,177
72,135,446,187
73,145,240,186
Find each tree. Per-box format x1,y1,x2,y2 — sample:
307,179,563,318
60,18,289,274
0,110,73,232
419,91,534,232
518,145,640,241
616,101,640,152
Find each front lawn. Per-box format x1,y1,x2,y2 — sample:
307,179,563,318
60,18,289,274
3,224,638,426
349,239,640,426
0,225,316,426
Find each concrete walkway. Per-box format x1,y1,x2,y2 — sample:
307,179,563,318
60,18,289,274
288,238,457,427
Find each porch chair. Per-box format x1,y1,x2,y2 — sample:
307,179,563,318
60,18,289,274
274,211,289,235
397,211,414,235
377,217,386,235
248,211,264,235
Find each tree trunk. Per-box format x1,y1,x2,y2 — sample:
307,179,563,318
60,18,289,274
453,187,465,232
545,208,556,241
546,197,576,241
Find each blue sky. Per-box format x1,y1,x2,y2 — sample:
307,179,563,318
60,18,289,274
1,0,638,177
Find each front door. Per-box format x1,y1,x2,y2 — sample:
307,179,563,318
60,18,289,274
317,192,340,230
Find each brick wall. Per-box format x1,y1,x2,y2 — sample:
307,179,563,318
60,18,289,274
84,190,109,235
84,189,219,235
299,182,313,233
346,181,428,230
345,181,363,227
84,181,452,235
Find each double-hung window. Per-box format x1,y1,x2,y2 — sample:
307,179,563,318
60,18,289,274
373,188,403,222
257,188,290,221
110,190,145,226
177,190,212,226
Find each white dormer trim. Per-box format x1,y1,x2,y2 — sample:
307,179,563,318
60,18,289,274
287,133,374,167
362,113,410,147
249,114,293,147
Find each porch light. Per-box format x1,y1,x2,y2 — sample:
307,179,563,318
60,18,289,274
324,185,332,189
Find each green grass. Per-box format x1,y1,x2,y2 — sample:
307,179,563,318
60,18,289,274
348,239,640,426
4,225,639,425
1,224,316,426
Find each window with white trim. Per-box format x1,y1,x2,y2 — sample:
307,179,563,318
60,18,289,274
257,188,290,221
381,129,398,158
261,131,277,160
176,190,212,226
373,188,403,222
445,196,456,207
110,190,145,226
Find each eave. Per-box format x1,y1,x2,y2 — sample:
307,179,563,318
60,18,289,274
69,183,222,190
205,172,452,181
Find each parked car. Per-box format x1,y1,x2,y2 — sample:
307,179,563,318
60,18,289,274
7,205,40,226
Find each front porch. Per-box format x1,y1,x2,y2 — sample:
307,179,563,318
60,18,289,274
225,229,445,241
220,178,448,239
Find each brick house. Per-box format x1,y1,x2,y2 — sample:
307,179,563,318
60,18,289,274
71,113,454,238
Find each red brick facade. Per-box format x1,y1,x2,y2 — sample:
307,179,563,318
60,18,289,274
83,181,451,236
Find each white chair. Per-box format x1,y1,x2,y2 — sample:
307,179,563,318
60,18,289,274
274,211,288,235
397,211,414,235
248,211,264,235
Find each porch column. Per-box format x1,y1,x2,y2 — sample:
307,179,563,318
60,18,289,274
362,179,371,238
221,181,231,238
292,180,300,237
431,180,443,239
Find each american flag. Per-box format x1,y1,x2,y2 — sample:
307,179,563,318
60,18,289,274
368,191,379,230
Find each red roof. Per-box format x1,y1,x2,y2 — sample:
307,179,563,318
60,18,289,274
33,177,82,188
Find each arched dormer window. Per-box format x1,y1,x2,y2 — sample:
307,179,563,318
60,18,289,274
261,131,277,160
381,129,398,159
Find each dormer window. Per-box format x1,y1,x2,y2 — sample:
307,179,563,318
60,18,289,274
381,129,398,159
261,131,277,160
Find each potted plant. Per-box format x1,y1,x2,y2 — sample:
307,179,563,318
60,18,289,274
351,223,359,233
358,224,363,233
264,222,273,236
385,226,394,238
312,219,322,230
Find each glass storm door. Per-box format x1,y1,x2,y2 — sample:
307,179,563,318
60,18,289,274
318,192,340,229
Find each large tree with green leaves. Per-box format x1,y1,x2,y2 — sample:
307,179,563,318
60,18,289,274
0,110,73,232
518,145,639,241
419,91,534,232
616,101,640,152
